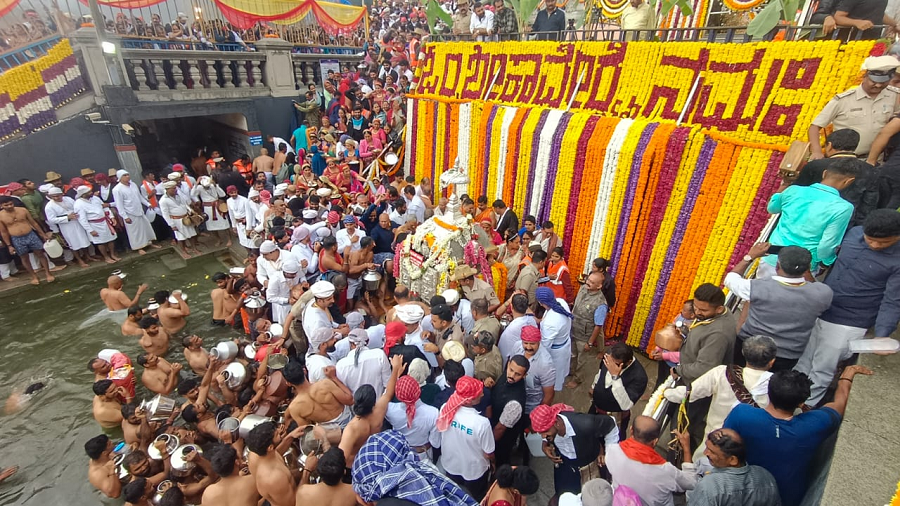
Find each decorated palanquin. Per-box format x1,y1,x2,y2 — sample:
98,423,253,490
395,162,491,302
405,40,882,351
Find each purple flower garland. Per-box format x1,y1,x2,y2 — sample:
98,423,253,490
563,116,600,255
639,136,717,349
525,110,551,211
610,123,658,279
537,112,573,224
482,105,500,197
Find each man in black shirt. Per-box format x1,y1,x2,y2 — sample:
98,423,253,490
347,106,370,142
793,128,879,228
590,343,648,440
834,0,897,39
529,0,566,40
490,355,529,467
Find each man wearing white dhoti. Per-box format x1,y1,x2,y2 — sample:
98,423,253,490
44,187,92,267
226,185,255,251
167,172,194,204
191,176,231,247
112,170,158,254
160,181,201,257
74,185,120,264
536,287,573,391
266,258,301,324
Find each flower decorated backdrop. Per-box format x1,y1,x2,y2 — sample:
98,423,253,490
0,38,86,140
406,39,877,350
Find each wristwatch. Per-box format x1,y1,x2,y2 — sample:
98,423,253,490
743,254,753,262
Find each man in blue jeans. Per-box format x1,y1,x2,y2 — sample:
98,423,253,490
794,209,900,406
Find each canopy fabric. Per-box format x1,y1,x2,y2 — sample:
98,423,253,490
0,0,21,19
75,0,166,8
214,0,366,32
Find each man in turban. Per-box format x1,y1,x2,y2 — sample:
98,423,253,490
385,375,441,461
112,170,159,255
536,286,573,391
395,303,438,367
510,325,557,414
531,402,619,496
307,328,340,383
436,375,495,500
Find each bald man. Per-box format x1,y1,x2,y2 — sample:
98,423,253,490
606,415,697,503
100,276,149,311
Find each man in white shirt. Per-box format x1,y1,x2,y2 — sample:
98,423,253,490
620,0,657,40
302,281,343,340
290,224,319,282
335,215,366,254
306,327,339,383
395,304,439,367
442,289,475,334
606,416,697,506
664,335,776,461
403,185,426,223
112,170,157,254
336,328,391,394
256,240,295,288
389,199,408,227
435,375,495,500
511,325,556,413
267,134,295,155
469,1,495,42
265,258,301,325
498,294,536,362
385,375,441,461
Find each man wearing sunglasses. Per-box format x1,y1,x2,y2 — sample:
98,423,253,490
809,55,900,161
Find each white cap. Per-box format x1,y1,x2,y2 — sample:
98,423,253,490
282,259,300,273
38,183,54,194
163,181,178,189
441,289,460,305
116,169,129,179
259,240,278,254
167,172,181,181
395,304,425,324
75,185,93,198
302,209,318,219
316,188,332,198
47,186,63,196
441,340,466,362
248,188,260,198
199,175,212,186
146,299,160,310
269,323,284,336
310,280,336,298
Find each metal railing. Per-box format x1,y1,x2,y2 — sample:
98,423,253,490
0,35,64,71
117,36,251,52
430,24,894,43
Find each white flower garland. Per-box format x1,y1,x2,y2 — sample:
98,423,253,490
494,106,516,201
457,102,472,173
528,109,565,219
586,118,633,261
404,98,415,176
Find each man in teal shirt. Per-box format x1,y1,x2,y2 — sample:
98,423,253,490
760,158,859,277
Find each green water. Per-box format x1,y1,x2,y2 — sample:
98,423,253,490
0,253,242,506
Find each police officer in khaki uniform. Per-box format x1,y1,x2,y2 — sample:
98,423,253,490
809,55,900,159
565,271,609,388
455,264,501,312
516,250,545,307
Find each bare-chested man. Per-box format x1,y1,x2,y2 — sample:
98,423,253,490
0,196,53,284
137,352,181,395
211,273,239,326
154,289,190,334
346,236,377,302
182,335,209,375
338,354,403,466
294,447,357,506
252,148,275,181
120,404,155,447
122,306,145,336
246,421,306,506
138,316,171,356
202,444,261,506
85,434,121,498
92,379,124,429
385,284,430,323
101,276,148,311
282,360,353,430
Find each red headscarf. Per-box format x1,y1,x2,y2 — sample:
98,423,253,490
520,325,541,343
226,185,237,194
437,376,482,432
384,321,406,356
4,182,23,195
395,375,420,428
529,403,575,433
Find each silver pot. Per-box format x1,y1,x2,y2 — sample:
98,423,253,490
222,362,247,390
217,417,241,443
244,342,261,360
152,480,173,505
210,341,239,361
139,394,177,422
239,414,272,439
170,444,203,478
147,433,180,461
114,453,131,483
362,268,382,292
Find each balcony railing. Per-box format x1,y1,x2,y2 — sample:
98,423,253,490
121,48,266,94
117,37,251,52
0,34,63,71
430,24,894,43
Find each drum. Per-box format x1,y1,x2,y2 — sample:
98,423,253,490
217,202,229,214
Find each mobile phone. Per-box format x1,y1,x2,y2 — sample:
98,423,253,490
767,245,784,255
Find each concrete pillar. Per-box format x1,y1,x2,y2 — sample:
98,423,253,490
69,28,115,105
113,139,144,175
253,38,299,98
